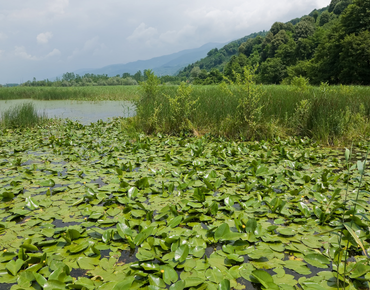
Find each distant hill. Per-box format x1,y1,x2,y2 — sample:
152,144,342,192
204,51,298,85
73,42,227,77
177,31,268,78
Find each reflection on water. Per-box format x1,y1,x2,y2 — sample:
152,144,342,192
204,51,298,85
0,99,135,124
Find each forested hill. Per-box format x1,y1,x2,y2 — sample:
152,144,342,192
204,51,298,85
181,0,370,85
177,31,268,78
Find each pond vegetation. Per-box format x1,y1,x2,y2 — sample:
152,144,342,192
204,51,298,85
0,114,370,289
1,103,47,130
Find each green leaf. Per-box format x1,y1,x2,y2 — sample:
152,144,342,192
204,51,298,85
251,270,278,290
218,279,230,290
168,216,183,228
169,280,185,290
185,277,204,287
134,226,155,246
149,274,166,288
193,188,205,202
39,179,55,187
25,196,40,210
304,253,330,268
68,241,89,254
128,187,138,199
344,224,368,257
112,276,135,290
174,245,189,263
6,259,24,276
206,268,223,283
350,262,370,279
116,222,133,238
161,265,178,284
135,177,150,189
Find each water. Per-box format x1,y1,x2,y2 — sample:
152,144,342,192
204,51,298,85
0,99,135,124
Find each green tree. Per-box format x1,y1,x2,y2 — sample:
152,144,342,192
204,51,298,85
294,21,315,40
276,39,297,66
319,11,331,26
339,30,370,84
270,30,290,57
340,0,370,34
270,22,286,35
259,58,286,84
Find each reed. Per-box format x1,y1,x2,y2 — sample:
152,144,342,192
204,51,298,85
1,102,47,129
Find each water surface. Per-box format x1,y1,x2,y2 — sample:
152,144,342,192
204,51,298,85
0,99,135,124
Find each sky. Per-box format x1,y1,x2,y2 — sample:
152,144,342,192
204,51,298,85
0,0,331,84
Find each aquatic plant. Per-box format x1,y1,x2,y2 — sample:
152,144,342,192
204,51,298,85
0,102,47,129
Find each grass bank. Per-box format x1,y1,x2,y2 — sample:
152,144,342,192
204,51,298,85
0,86,141,101
133,71,370,144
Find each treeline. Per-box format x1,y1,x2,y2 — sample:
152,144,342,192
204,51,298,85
186,0,370,85
21,70,185,87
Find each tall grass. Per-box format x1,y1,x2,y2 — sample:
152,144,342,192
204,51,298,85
1,103,47,129
0,86,141,101
134,73,370,143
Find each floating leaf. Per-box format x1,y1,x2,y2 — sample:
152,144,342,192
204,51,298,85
6,259,24,276
174,245,189,263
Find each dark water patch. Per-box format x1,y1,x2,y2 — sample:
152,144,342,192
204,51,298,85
52,219,81,228
0,283,17,290
118,249,139,264
70,268,90,278
236,277,261,290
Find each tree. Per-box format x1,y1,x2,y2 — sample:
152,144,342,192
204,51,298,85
341,0,370,34
270,22,286,35
276,39,297,66
339,30,370,84
312,10,319,22
259,58,286,84
133,70,142,82
190,67,201,78
294,21,315,40
319,11,331,26
270,30,290,57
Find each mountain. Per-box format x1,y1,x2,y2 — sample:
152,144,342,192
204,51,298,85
73,42,227,77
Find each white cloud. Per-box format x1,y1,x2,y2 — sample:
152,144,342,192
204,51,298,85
46,48,61,58
68,37,107,60
48,0,69,14
37,32,53,44
14,46,39,60
127,23,159,45
0,50,4,59
159,25,197,44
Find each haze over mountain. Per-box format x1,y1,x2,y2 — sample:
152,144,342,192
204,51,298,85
72,42,227,77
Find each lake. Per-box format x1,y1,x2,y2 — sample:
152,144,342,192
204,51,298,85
0,99,135,124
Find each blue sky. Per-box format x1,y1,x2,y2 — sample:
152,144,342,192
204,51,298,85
0,0,331,84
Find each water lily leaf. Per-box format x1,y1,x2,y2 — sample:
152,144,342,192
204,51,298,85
25,196,40,210
174,245,189,262
68,241,89,254
349,262,370,279
277,228,296,236
17,271,35,287
77,257,98,270
161,265,178,284
206,267,223,283
149,274,166,288
214,223,241,241
33,273,47,288
169,280,185,290
301,280,327,290
39,179,55,187
112,276,135,290
128,187,138,199
218,279,230,290
6,259,24,276
251,270,278,290
185,277,204,287
284,260,311,275
304,253,330,268
134,226,155,246
67,228,81,240
168,216,183,228
116,222,133,238
135,177,150,189
224,196,234,207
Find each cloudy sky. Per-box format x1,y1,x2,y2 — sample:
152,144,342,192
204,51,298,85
0,0,331,84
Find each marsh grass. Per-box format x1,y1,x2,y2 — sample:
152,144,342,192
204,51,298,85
1,102,47,129
134,74,370,143
0,86,141,101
